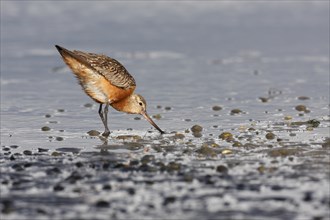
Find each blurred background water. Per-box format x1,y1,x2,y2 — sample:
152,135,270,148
0,1,329,220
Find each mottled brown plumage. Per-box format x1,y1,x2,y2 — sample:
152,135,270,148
55,45,164,136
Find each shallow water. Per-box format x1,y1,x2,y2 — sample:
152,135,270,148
1,2,329,220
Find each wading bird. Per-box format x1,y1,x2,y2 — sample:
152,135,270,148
55,45,164,137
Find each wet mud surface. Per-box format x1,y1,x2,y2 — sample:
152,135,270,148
1,2,329,220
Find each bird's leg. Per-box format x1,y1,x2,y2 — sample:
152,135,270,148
103,103,110,137
98,104,110,137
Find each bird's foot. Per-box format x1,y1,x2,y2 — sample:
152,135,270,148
102,130,110,137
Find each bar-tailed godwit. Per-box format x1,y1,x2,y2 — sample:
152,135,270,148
55,45,164,136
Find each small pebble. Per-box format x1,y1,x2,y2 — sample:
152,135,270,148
166,162,181,172
156,105,162,109
265,132,275,140
41,126,51,131
298,96,310,100
23,150,32,155
219,132,233,141
38,148,49,152
221,149,233,155
102,184,112,191
212,105,222,111
152,114,162,119
51,152,62,156
134,117,141,120
164,106,172,110
295,105,307,112
95,200,110,208
230,109,242,115
84,103,93,108
55,137,63,141
284,116,292,120
191,125,203,133
192,132,202,138
141,155,155,164
259,97,269,103
216,165,228,174
53,184,64,192
174,133,185,140
87,130,100,136
232,141,242,147
306,126,314,131
57,109,65,112
45,114,51,118
196,146,216,157
163,196,176,206
9,145,19,149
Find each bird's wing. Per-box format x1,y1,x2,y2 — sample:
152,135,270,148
73,50,136,89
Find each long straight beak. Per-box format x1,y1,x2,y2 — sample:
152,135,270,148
141,111,165,134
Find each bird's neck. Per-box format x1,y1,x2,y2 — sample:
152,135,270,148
111,94,135,114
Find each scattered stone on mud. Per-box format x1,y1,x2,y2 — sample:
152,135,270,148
265,132,276,140
166,162,181,172
134,117,141,120
257,165,277,174
322,138,330,149
23,150,32,156
191,125,203,133
216,165,229,174
45,114,51,118
116,135,142,141
173,133,185,140
298,96,310,100
212,105,222,111
57,109,65,112
95,200,110,208
156,105,162,109
51,152,63,157
9,145,19,149
219,132,234,141
295,105,307,112
41,126,51,131
268,148,303,157
141,155,155,164
56,147,81,154
196,145,217,157
164,106,172,110
84,103,93,108
1,199,14,214
53,184,64,192
284,116,292,120
38,148,49,153
221,149,233,155
259,97,269,103
87,130,100,136
230,109,242,115
152,114,162,119
102,184,112,191
232,141,242,147
291,119,320,128
163,196,176,206
55,137,64,141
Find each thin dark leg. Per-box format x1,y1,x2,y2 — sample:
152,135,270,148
98,104,110,137
103,104,110,136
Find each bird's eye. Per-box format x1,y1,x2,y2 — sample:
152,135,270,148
139,102,143,106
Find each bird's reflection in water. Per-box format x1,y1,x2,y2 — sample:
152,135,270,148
95,135,144,154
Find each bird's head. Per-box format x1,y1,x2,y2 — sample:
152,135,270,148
126,94,164,134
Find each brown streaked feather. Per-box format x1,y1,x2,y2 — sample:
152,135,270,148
56,46,136,90
72,50,136,90
55,45,135,104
